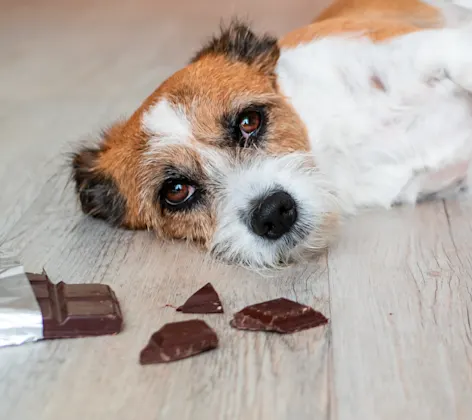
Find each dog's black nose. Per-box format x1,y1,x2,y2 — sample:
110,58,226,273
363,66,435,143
250,191,297,240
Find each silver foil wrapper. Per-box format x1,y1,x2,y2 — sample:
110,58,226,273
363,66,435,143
0,248,43,347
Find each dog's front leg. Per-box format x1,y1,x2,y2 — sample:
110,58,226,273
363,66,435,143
383,26,472,92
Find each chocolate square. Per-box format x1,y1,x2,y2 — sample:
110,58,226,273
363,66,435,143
26,272,123,339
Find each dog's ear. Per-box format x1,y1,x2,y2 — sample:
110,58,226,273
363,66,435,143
71,143,127,227
192,20,280,74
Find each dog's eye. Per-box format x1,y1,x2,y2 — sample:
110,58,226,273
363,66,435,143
238,111,262,139
162,181,196,206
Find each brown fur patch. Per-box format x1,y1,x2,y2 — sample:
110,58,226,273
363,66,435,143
72,121,147,229
280,18,420,48
314,0,440,25
280,0,441,48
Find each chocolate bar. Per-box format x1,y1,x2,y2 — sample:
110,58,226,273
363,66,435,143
176,283,224,313
139,320,218,364
26,272,123,339
230,298,328,333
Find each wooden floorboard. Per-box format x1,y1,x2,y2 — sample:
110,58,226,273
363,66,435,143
329,202,472,420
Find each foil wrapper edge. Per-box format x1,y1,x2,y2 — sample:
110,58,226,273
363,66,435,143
0,248,43,347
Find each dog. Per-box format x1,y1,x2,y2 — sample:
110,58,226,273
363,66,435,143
72,0,472,269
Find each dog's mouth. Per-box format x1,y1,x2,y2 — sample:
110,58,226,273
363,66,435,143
210,216,319,269
210,194,339,269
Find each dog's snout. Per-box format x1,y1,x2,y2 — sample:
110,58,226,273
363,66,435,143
250,191,297,240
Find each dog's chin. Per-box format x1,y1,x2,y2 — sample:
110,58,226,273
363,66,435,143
210,223,332,271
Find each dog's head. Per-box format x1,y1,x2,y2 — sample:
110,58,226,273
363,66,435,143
72,21,339,268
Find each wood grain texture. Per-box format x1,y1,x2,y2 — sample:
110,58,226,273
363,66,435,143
329,201,472,420
0,1,331,419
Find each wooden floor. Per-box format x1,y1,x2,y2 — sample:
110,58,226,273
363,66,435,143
1,0,472,419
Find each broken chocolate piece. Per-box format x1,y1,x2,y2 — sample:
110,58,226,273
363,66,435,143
139,320,218,364
230,298,328,333
26,272,123,339
176,283,223,314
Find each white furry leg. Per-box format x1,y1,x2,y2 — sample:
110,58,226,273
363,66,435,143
397,160,470,203
384,25,472,92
